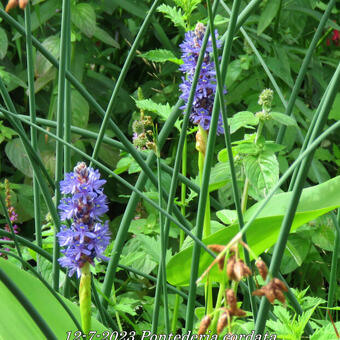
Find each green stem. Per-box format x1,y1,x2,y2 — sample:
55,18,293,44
53,0,70,292
171,135,187,333
241,120,263,213
24,3,41,273
80,262,91,334
327,211,340,319
210,281,225,333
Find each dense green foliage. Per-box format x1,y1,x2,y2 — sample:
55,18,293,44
0,0,340,338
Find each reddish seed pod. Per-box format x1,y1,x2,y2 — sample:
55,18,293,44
226,289,237,313
226,255,236,280
256,260,268,280
198,315,211,335
19,0,28,9
217,311,230,335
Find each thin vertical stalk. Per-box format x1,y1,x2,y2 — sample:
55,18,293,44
185,0,243,331
24,3,41,273
53,0,70,292
152,154,170,333
63,0,71,173
171,135,187,333
62,0,72,299
327,211,340,318
0,268,57,339
207,0,257,319
90,0,161,164
255,63,340,334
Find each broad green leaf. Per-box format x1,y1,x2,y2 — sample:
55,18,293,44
257,0,281,35
229,111,259,134
270,112,297,126
263,141,286,153
225,59,242,86
0,258,106,338
0,68,27,92
244,151,279,198
157,4,186,29
208,162,231,192
111,0,147,18
267,57,294,87
72,3,96,38
0,28,8,59
138,49,182,65
35,35,60,78
216,209,237,225
93,27,119,48
281,234,310,274
167,176,340,286
234,143,259,155
329,93,340,120
5,138,33,178
71,89,89,128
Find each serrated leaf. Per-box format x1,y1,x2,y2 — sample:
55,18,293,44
234,142,259,155
257,0,281,35
139,49,182,64
157,4,186,29
229,111,259,134
244,151,279,198
134,99,181,130
263,141,286,153
0,28,8,60
271,112,297,126
72,3,96,38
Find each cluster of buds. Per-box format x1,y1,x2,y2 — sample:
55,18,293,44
253,278,288,304
5,0,28,12
255,88,274,122
217,290,247,334
198,290,247,335
0,179,20,258
132,116,156,152
253,259,288,304
208,244,252,281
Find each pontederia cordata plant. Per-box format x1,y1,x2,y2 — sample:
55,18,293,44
0,0,340,338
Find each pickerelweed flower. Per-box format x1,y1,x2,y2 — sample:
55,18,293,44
179,23,226,135
57,162,110,278
0,179,20,258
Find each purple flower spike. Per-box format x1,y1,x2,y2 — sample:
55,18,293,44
57,162,110,277
179,23,226,135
